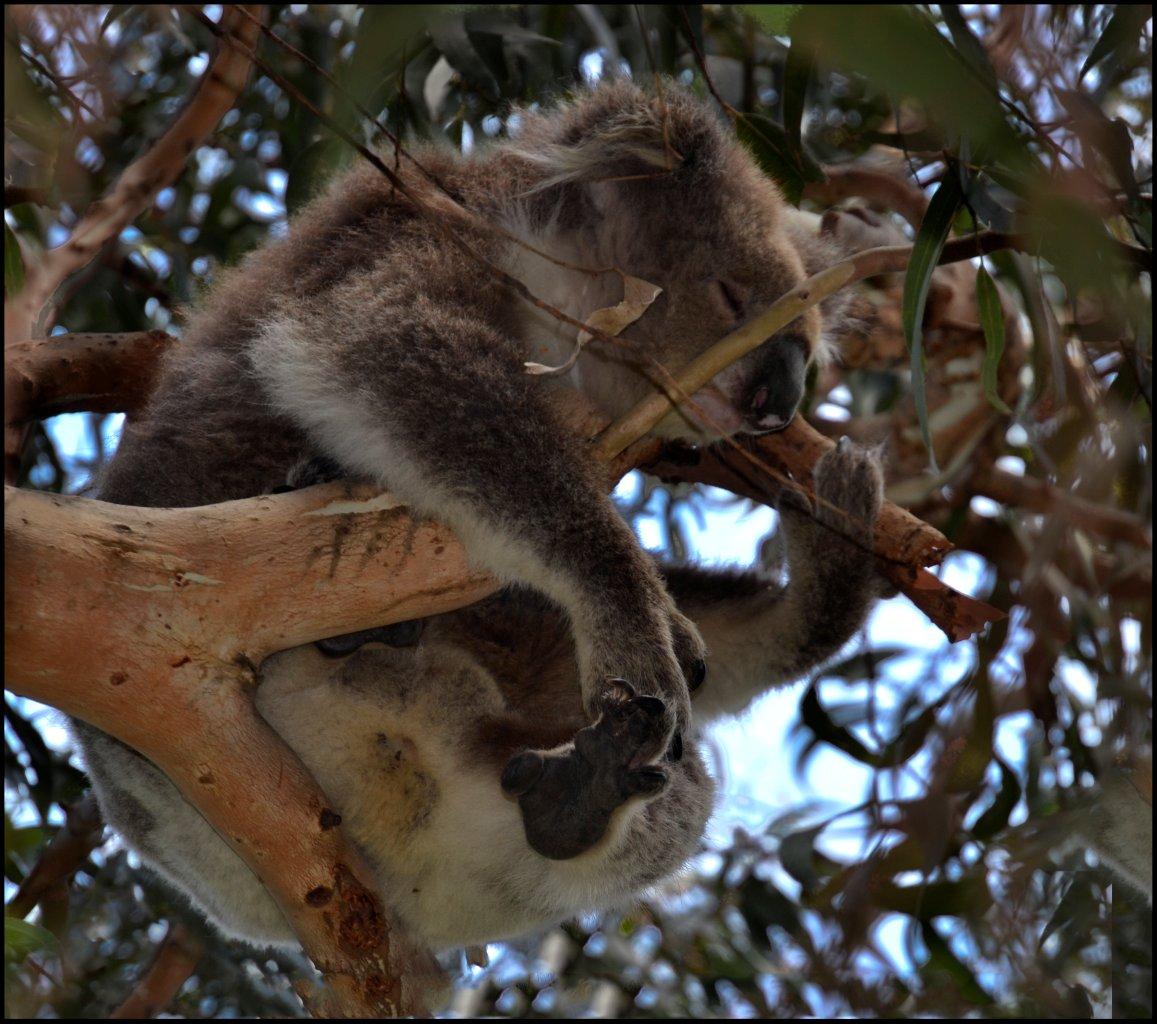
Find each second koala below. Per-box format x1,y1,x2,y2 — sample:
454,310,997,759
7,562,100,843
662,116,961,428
77,441,886,951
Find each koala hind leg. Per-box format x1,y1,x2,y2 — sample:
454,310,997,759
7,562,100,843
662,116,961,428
69,721,295,948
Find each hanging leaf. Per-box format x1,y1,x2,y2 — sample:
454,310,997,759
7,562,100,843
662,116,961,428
971,757,1021,840
799,684,880,766
1079,4,1151,82
902,174,963,469
938,5,999,91
975,266,1011,414
782,40,813,156
919,920,994,1005
735,112,824,206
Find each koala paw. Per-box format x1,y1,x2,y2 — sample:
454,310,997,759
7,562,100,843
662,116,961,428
501,680,680,860
782,437,883,548
813,437,884,540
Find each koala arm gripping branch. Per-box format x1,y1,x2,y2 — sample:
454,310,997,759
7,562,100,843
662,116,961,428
664,441,888,724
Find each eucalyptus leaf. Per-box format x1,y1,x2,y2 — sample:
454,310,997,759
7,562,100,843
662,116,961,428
4,917,58,964
1079,4,1150,81
975,266,1011,414
902,174,963,469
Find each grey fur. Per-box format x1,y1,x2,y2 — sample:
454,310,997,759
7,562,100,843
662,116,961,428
72,82,889,950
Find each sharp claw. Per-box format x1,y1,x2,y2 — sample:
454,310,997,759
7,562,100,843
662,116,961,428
837,435,850,451
665,731,684,763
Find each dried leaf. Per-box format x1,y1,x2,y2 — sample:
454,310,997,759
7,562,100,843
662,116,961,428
525,272,661,376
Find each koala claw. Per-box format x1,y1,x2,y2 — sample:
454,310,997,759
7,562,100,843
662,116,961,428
502,687,674,860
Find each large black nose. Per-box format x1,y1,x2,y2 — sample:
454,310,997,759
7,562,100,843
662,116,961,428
745,334,809,433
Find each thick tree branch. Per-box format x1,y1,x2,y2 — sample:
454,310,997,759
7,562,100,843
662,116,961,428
4,481,452,1017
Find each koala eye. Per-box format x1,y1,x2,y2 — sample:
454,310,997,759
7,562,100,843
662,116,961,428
710,279,746,323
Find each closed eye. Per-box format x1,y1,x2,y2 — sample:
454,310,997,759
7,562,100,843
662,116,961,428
712,279,746,323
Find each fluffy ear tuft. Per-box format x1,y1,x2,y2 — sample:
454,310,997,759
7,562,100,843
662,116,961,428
511,112,675,193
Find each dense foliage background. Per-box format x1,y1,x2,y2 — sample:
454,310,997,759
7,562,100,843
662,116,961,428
5,4,1152,1018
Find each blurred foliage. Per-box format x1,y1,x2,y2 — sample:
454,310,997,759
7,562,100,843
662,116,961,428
4,3,1152,1019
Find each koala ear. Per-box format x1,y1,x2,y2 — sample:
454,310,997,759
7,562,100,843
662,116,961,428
514,115,674,193
501,751,545,797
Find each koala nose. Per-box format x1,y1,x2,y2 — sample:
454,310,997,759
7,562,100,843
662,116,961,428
746,334,808,433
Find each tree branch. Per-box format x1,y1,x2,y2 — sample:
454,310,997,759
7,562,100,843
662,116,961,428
4,6,263,482
7,793,104,920
109,922,204,1019
6,330,176,425
4,6,263,343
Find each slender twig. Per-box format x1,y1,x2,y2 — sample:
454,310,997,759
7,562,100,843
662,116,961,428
109,922,204,1019
677,6,737,120
4,5,263,345
6,793,104,919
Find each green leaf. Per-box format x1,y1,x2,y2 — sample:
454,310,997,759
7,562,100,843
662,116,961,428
782,40,813,155
975,266,1011,414
790,6,1025,169
738,876,802,938
743,5,802,36
938,5,998,91
799,684,879,766
919,920,994,1005
1079,4,1151,81
947,673,996,792
778,824,825,891
971,757,1021,840
285,138,348,216
4,917,57,965
816,646,910,682
4,224,25,299
876,876,992,919
429,13,501,100
735,112,824,206
902,174,963,469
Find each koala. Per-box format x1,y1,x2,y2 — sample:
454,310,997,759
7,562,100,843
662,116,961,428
74,439,885,950
71,80,886,950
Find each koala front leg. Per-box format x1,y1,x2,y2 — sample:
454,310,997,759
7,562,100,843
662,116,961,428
665,440,887,724
252,302,703,852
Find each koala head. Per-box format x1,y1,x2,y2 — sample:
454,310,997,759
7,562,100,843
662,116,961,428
509,81,849,441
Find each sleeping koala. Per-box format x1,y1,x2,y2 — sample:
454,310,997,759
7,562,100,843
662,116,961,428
72,79,887,949
75,440,885,950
